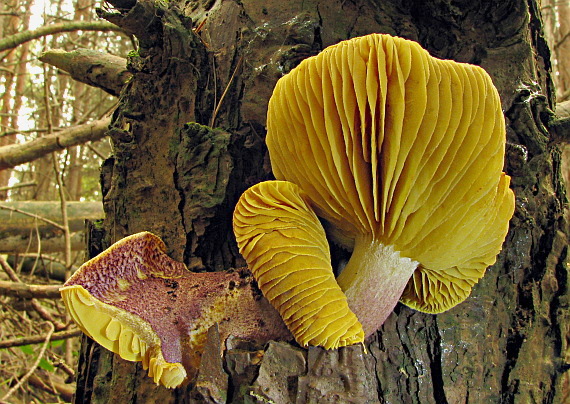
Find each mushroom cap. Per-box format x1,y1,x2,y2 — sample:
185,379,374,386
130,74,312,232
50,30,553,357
61,232,291,388
61,233,188,388
233,180,364,348
266,33,515,313
61,284,186,388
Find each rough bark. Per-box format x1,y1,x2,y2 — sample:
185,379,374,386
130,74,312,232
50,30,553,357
74,1,568,403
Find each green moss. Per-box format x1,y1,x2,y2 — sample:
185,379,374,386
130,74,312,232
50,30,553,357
155,0,170,9
91,219,105,230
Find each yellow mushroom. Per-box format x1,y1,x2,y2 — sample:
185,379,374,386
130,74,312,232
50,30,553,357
233,33,515,344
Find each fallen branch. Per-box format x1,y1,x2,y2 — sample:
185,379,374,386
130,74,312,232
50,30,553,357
0,21,122,53
0,329,81,349
27,373,74,403
0,256,66,330
0,203,66,231
0,200,102,238
0,232,86,254
0,117,111,170
8,255,77,282
0,280,62,299
0,181,37,192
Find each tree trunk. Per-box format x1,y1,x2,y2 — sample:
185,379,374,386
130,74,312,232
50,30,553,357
74,1,569,403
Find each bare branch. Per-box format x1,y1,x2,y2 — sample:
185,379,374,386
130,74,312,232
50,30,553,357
555,31,570,50
0,181,37,192
86,143,108,159
27,374,74,403
0,204,66,230
0,116,111,170
0,280,62,299
0,256,66,330
1,127,52,138
1,254,25,282
0,201,103,233
210,55,244,127
0,21,122,54
0,232,87,254
48,351,75,378
0,329,81,349
51,156,72,279
40,48,131,96
51,139,74,364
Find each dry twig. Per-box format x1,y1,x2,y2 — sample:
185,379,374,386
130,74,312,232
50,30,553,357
0,280,61,299
0,204,65,230
0,322,55,403
210,55,244,127
0,256,66,330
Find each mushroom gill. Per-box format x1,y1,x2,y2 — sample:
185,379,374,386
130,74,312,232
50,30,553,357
61,232,290,388
233,33,515,342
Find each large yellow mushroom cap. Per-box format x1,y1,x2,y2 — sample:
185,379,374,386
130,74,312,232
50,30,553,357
234,33,514,343
266,33,514,314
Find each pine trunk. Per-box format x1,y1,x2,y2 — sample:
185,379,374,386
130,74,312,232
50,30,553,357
73,1,569,403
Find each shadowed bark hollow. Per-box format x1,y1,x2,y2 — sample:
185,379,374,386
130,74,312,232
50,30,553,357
74,1,568,403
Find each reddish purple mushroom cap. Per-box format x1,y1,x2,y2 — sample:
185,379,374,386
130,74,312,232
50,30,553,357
61,232,290,388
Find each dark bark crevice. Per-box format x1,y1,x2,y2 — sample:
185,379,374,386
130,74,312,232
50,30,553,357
429,321,448,404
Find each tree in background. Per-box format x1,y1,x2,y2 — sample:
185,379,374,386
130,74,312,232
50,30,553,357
543,0,570,188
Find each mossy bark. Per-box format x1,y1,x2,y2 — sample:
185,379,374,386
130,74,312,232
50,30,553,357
74,0,568,403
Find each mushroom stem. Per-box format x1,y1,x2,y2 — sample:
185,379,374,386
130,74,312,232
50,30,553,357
336,234,418,336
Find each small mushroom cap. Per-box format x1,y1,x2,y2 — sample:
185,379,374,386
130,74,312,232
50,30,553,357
233,180,364,349
266,33,514,313
61,232,291,388
61,232,188,388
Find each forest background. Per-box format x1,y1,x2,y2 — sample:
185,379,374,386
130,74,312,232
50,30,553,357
0,0,569,403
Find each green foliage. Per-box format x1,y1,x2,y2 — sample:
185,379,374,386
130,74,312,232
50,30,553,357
18,345,34,355
49,339,64,348
18,344,56,372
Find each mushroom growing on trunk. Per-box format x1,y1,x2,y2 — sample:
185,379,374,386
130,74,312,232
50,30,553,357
233,33,515,344
60,232,290,388
60,33,515,389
